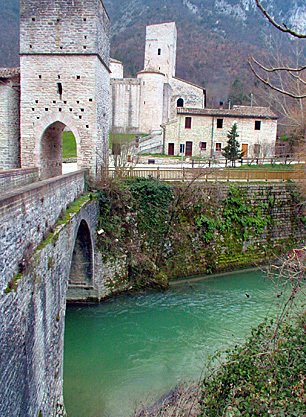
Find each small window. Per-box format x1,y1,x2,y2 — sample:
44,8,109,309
215,143,222,152
180,144,185,154
185,117,192,129
57,82,63,97
158,48,161,55
77,75,81,80
177,98,184,108
255,120,261,130
217,119,223,128
200,142,207,151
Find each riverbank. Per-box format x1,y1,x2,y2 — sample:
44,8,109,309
93,179,304,298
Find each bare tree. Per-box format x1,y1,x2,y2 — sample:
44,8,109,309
249,1,306,100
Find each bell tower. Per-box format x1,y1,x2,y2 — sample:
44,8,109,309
20,0,111,179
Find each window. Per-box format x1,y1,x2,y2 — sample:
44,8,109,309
177,98,184,107
255,120,261,130
215,143,222,152
185,117,192,129
158,48,161,55
179,144,185,154
200,142,207,151
57,82,63,99
217,119,223,128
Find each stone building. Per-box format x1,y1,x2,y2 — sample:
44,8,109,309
0,68,20,170
110,22,206,134
19,0,111,180
0,0,111,178
163,106,278,159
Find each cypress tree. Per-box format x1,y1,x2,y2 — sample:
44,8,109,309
222,123,242,167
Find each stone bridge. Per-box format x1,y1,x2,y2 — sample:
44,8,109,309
0,170,109,417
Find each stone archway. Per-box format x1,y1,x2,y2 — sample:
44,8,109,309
69,219,94,286
36,114,81,180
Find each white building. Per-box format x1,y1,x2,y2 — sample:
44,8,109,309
163,106,278,159
110,22,206,135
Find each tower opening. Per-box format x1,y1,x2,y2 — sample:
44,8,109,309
40,121,78,180
177,98,184,107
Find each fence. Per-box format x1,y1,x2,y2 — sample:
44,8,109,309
109,167,305,182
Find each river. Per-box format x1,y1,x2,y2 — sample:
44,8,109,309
63,269,283,417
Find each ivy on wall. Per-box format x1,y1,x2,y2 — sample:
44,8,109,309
96,180,302,289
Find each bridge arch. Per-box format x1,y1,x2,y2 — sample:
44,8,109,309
35,114,81,180
68,218,94,287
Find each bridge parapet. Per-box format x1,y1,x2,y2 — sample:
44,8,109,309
0,167,39,192
0,170,86,293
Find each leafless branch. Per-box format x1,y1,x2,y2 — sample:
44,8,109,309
251,57,306,73
249,58,306,99
255,0,306,39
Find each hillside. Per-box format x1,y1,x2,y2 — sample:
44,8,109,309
1,0,305,104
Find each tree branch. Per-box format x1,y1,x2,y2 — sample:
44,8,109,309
251,57,306,73
255,0,306,39
248,58,306,99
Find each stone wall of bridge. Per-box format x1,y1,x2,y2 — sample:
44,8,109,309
0,171,86,293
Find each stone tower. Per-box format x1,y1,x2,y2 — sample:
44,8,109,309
20,0,111,179
144,22,177,80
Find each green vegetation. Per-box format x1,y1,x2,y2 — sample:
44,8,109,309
222,123,242,166
96,180,301,289
36,193,91,253
109,132,146,146
62,131,77,159
238,163,301,171
5,272,23,294
201,311,306,417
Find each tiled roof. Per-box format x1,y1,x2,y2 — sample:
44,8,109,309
178,105,278,119
0,67,20,79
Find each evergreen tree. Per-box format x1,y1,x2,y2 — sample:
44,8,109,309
222,123,242,167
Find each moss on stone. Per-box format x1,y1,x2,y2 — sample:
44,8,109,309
5,273,23,294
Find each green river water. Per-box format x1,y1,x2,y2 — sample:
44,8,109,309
63,270,283,417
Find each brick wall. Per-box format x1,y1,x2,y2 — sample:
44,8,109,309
0,167,38,192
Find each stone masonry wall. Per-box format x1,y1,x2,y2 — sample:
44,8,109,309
0,78,20,169
20,0,110,179
111,79,141,133
164,114,277,158
0,167,38,192
0,171,85,293
20,0,110,64
144,22,177,80
0,200,100,417
20,54,110,178
169,77,205,118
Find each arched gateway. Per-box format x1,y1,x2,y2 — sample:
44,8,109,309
20,0,111,180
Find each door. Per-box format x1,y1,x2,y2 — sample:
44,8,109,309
185,141,193,157
241,143,248,157
168,143,174,156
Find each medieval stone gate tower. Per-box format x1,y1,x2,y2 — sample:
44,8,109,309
20,0,110,179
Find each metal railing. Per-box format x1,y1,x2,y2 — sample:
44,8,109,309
108,167,305,182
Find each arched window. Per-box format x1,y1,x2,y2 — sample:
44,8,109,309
177,98,184,107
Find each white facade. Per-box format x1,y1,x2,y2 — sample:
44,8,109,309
111,22,205,134
164,106,278,159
